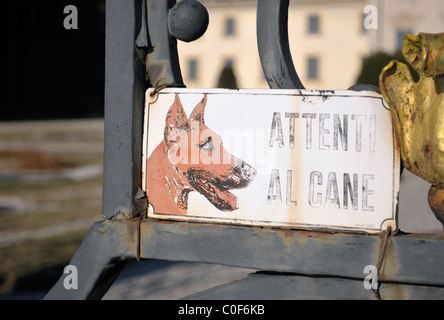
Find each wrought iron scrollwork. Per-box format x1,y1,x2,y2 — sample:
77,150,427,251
138,0,209,88
141,0,305,90
257,0,305,90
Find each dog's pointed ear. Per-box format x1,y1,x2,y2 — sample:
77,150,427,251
164,94,188,142
189,94,207,124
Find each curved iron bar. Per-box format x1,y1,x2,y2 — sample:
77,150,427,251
145,0,185,88
142,0,209,88
257,0,305,90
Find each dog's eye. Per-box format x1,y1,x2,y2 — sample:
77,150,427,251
199,137,213,151
201,141,211,151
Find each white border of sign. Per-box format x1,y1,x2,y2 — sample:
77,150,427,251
143,88,400,234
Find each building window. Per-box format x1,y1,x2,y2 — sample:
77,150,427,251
308,15,320,34
397,29,413,51
307,57,319,80
188,58,198,81
225,17,235,36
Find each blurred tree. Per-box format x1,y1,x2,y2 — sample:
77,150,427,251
356,51,419,88
217,66,238,89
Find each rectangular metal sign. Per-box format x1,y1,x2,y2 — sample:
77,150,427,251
143,88,400,234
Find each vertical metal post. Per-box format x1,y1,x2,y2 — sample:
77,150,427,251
45,0,147,300
102,0,147,219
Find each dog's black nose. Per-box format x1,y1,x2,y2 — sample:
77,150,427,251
235,161,257,181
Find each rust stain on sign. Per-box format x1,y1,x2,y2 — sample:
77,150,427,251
143,88,400,234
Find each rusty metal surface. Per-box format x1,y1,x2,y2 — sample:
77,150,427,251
185,273,377,300
137,219,444,288
102,0,146,219
184,273,444,300
138,219,379,278
380,282,444,300
45,217,444,299
45,219,136,300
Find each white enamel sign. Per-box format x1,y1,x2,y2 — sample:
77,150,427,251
143,88,400,234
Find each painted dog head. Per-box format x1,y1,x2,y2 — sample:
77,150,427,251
148,94,256,214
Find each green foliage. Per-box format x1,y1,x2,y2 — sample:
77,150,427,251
217,66,238,89
356,51,419,88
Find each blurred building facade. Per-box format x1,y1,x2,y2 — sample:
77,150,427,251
4,0,443,120
367,0,444,54
178,0,444,90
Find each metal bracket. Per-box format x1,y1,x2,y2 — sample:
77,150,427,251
143,0,209,88
372,226,392,299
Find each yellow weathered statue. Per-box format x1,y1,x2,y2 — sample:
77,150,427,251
380,32,444,228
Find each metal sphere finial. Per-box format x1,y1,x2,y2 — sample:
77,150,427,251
168,0,209,43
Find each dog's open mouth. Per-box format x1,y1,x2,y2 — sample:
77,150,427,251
187,173,239,211
187,164,256,212
200,183,238,212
